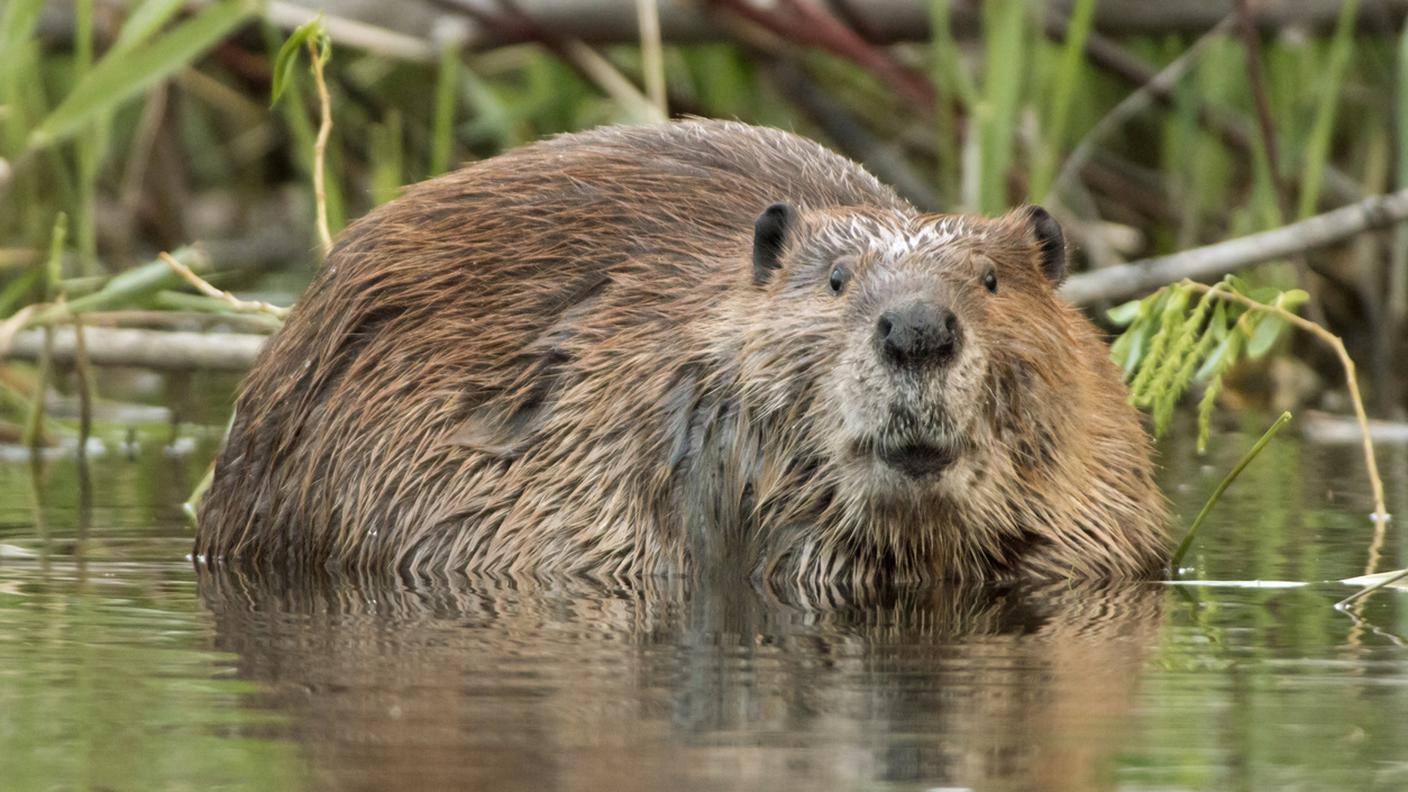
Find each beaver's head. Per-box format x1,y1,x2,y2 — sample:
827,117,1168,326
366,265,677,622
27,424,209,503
745,202,1071,507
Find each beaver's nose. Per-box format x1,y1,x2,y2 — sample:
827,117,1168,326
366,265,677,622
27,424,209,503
876,303,961,369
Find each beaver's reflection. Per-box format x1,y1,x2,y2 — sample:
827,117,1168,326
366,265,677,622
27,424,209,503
199,568,1164,792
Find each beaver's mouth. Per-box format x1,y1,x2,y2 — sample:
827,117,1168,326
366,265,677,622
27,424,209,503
875,442,959,479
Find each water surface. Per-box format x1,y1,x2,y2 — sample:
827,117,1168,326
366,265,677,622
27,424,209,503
1,423,1405,791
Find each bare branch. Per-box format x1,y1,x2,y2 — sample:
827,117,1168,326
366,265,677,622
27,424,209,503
1061,188,1408,305
286,1,1408,48
5,328,266,371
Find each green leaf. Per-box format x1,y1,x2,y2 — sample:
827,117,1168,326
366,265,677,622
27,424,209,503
1246,314,1288,359
1224,274,1253,295
1117,320,1152,379
1106,298,1142,327
1248,286,1283,304
110,0,189,55
271,15,330,107
1196,376,1221,454
1195,327,1242,383
29,247,209,324
29,0,255,148
0,0,45,68
1298,0,1359,219
1276,289,1310,312
1208,299,1230,342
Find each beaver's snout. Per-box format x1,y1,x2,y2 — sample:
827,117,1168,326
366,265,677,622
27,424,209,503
875,302,962,370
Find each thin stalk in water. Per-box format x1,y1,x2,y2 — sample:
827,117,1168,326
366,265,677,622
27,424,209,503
1171,410,1292,570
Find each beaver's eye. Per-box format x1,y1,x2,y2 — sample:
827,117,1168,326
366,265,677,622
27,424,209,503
982,269,998,294
829,264,851,295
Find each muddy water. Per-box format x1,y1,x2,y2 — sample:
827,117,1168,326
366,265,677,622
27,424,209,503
0,422,1405,791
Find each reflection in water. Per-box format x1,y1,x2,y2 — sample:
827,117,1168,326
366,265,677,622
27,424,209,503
200,568,1165,792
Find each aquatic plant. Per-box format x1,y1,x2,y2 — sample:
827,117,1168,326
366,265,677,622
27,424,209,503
1111,275,1387,522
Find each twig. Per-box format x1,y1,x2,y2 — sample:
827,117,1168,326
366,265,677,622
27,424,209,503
1061,187,1408,305
0,305,36,356
309,36,334,256
1337,567,1408,608
560,38,664,122
266,1,435,62
159,252,290,319
1172,411,1293,570
1180,281,1389,522
37,308,281,334
635,0,667,117
4,327,266,371
443,2,663,123
412,1,1399,46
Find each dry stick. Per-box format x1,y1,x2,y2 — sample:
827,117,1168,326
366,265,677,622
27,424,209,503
560,39,664,122
635,0,666,118
159,252,290,319
1179,280,1389,523
56,309,280,333
0,305,36,355
5,327,265,371
1061,187,1408,305
338,0,1408,45
267,1,435,62
309,36,334,257
446,3,663,123
1338,567,1408,608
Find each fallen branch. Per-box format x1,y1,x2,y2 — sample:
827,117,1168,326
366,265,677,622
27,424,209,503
332,1,1408,47
4,327,266,371
1061,187,1408,305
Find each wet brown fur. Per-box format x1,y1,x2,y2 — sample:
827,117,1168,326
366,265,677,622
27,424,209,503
195,120,1166,584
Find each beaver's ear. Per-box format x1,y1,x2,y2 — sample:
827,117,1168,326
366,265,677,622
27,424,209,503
1024,205,1066,286
753,202,795,284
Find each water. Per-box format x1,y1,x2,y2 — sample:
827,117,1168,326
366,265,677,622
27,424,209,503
1,422,1406,791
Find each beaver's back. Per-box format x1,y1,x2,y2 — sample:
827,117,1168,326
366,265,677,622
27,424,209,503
195,121,911,569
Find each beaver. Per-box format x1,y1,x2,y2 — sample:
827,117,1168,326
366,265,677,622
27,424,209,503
195,120,1167,585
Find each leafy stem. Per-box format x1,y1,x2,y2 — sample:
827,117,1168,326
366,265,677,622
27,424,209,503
1178,279,1387,521
1172,410,1292,570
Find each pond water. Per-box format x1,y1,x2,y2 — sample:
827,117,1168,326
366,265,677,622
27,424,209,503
1,419,1405,791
